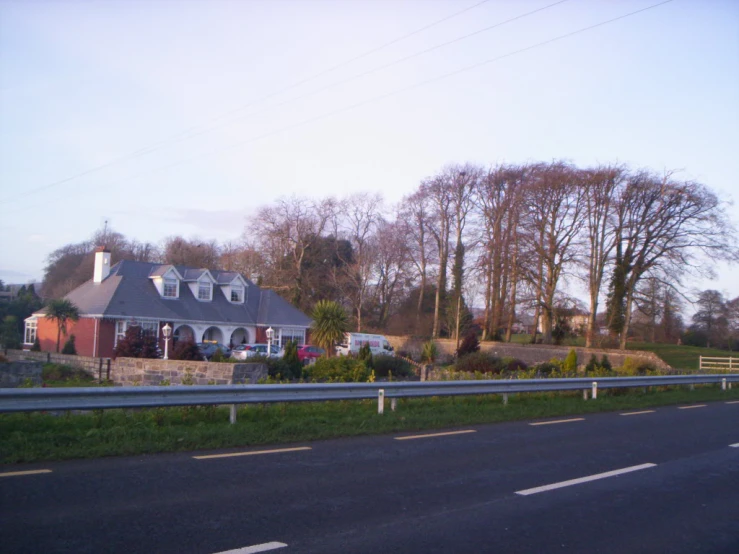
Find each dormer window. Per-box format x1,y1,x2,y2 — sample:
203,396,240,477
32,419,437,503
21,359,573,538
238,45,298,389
163,278,178,298
231,285,244,303
198,281,212,301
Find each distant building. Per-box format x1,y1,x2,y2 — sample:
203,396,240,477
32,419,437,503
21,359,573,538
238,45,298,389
24,248,312,357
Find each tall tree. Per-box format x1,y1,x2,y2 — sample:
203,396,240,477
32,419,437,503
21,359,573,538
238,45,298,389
691,289,727,348
45,298,80,353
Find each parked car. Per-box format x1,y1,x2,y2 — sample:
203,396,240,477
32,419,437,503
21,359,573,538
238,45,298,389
196,342,231,360
230,344,253,360
244,343,282,359
297,345,325,363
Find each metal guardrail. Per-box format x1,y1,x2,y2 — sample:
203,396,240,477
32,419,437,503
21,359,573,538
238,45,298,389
700,356,737,371
1,375,737,420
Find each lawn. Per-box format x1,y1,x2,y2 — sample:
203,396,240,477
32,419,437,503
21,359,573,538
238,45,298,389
2,385,738,464
626,342,736,371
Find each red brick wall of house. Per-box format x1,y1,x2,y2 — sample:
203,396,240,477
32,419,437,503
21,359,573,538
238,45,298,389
37,317,116,358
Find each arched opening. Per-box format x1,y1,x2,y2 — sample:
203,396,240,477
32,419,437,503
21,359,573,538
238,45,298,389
173,324,194,345
230,328,249,347
202,326,224,344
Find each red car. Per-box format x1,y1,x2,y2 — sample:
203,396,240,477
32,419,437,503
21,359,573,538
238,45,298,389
297,345,325,363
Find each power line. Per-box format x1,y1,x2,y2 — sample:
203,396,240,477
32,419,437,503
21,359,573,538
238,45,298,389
5,0,494,204
9,0,674,211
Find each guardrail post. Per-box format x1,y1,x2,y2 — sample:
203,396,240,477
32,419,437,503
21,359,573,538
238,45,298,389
689,384,694,391
583,389,588,400
722,378,727,391
592,381,598,400
391,398,397,412
502,393,508,405
378,389,385,415
229,404,237,424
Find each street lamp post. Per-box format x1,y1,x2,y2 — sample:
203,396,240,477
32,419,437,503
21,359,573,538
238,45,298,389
162,323,172,360
266,327,274,358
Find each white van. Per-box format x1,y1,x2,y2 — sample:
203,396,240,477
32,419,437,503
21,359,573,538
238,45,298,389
335,333,394,357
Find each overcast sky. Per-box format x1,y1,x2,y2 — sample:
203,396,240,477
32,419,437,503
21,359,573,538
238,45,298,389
1,0,738,305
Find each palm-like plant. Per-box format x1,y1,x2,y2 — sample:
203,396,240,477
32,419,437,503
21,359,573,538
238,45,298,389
46,299,80,353
311,300,348,357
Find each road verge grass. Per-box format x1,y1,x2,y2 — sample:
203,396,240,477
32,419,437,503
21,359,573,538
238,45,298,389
2,385,738,464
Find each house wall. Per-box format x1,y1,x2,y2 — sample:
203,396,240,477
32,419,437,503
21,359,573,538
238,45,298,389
35,317,116,358
385,336,671,370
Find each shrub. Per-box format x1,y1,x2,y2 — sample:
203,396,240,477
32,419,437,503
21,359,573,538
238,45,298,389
358,343,374,369
585,354,599,373
456,332,480,358
455,351,503,374
421,341,438,363
61,334,77,355
501,356,527,372
42,363,93,382
210,348,228,363
30,337,41,352
267,357,302,380
114,326,159,359
618,356,657,376
373,355,414,379
535,362,559,376
600,355,612,371
303,357,371,383
563,349,578,373
0,354,8,363
171,339,203,361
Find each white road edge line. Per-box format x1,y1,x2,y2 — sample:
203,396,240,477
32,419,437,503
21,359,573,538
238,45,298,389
678,404,707,410
516,463,657,496
726,401,739,405
213,542,287,554
0,469,52,478
730,443,739,448
529,418,585,426
395,430,476,441
620,410,656,416
194,447,311,460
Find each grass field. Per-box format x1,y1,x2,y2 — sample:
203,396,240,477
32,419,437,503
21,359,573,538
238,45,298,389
625,342,736,371
2,385,738,464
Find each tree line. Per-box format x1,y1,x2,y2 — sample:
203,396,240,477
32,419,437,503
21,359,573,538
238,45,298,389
39,161,738,348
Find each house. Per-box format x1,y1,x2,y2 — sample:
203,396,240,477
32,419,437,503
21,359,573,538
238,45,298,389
24,248,312,357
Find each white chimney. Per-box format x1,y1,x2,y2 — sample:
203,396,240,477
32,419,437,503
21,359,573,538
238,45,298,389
94,247,111,283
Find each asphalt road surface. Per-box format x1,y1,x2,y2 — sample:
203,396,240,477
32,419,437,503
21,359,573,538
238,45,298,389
2,400,738,553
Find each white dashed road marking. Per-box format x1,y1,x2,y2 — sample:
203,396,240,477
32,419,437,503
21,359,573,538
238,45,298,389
194,447,311,460
678,405,706,410
0,469,52,478
730,443,739,448
529,418,585,426
620,410,655,416
213,542,287,553
516,463,657,496
395,430,476,441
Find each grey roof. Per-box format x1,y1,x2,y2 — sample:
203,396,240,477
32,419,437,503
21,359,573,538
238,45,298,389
43,260,311,328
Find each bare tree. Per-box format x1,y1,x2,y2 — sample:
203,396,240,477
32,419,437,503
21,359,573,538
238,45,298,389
607,171,738,349
161,236,220,268
422,176,453,338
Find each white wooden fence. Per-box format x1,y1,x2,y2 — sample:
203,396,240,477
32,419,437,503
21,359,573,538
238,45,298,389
699,356,738,371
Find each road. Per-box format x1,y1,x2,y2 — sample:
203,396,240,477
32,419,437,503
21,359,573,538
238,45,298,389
2,400,738,553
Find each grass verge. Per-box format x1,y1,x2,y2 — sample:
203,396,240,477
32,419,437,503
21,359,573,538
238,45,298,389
2,385,738,464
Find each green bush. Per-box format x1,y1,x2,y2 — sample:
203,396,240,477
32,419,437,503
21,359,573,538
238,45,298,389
534,362,559,376
210,348,228,363
455,351,503,374
600,354,612,371
42,363,93,382
585,354,599,373
563,349,578,372
31,337,41,352
267,357,302,380
303,357,371,383
61,334,77,355
171,339,203,361
373,355,414,379
358,343,374,369
500,356,527,372
618,356,657,376
456,332,480,358
421,341,438,363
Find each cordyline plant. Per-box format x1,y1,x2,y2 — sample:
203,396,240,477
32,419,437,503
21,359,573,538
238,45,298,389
310,300,348,357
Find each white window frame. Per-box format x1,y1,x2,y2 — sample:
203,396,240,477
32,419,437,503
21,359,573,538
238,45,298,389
163,278,178,298
24,319,37,345
197,280,212,301
279,327,305,348
115,320,160,346
230,285,244,303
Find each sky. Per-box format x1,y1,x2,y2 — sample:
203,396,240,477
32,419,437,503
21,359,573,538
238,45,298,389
1,0,738,306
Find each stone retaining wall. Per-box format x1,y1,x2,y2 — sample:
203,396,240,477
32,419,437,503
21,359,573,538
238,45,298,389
4,349,109,375
111,358,267,386
386,336,670,371
0,361,43,388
